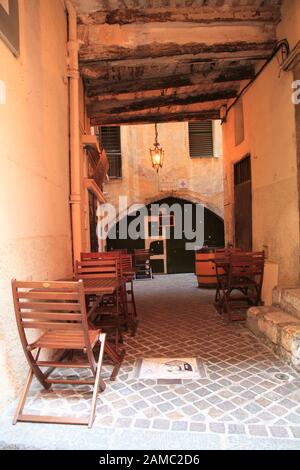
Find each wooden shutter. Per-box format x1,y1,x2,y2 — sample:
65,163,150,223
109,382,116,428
234,154,251,186
100,126,122,178
188,121,214,158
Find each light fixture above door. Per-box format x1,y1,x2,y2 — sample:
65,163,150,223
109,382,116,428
149,123,164,173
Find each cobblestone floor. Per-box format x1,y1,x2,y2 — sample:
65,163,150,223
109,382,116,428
8,274,300,443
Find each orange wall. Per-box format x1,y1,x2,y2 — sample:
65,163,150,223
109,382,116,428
0,0,72,410
222,26,299,285
223,0,300,285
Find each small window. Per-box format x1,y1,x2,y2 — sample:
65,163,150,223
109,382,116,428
188,121,214,158
99,126,122,178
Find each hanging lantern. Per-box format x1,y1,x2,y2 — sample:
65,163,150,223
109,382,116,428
149,123,164,173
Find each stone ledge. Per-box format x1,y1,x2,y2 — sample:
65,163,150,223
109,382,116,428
272,287,300,320
247,306,300,371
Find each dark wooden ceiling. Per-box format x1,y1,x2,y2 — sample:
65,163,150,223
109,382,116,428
73,0,282,125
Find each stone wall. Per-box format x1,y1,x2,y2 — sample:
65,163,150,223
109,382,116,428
105,121,224,219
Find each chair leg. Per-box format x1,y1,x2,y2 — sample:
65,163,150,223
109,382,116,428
126,281,138,336
120,285,130,331
214,286,219,303
110,348,126,381
88,333,106,429
130,281,138,319
13,349,41,425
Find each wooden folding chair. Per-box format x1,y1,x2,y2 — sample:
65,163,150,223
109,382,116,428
120,254,138,336
75,259,126,352
223,251,265,321
11,279,106,428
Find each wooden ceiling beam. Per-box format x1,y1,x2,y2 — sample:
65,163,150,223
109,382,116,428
79,41,276,67
77,6,281,26
89,99,228,125
90,110,221,126
87,88,238,117
74,1,281,125
83,64,255,96
78,21,276,63
86,82,239,112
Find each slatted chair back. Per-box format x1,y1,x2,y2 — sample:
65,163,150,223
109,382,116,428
12,279,90,338
228,251,265,285
75,258,118,280
120,254,133,276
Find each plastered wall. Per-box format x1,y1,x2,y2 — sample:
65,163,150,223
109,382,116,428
0,0,72,411
105,121,224,219
222,0,300,285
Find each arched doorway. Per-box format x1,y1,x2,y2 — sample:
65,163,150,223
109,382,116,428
107,197,224,274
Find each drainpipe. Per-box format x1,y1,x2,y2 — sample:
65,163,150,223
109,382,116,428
65,0,82,267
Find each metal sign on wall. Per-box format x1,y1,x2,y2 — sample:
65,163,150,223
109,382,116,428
0,0,19,56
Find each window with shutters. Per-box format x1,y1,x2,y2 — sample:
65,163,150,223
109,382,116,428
99,126,122,178
188,121,214,158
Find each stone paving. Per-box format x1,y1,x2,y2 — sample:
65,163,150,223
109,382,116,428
4,274,300,447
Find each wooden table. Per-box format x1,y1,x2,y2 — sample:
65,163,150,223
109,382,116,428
82,277,120,295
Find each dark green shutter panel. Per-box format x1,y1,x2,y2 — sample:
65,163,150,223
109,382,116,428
188,121,214,158
100,126,122,178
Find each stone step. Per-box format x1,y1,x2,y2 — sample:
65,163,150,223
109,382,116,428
272,287,300,320
247,306,300,371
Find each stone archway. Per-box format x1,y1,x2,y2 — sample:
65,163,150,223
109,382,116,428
144,189,224,220
106,194,225,274
110,189,224,229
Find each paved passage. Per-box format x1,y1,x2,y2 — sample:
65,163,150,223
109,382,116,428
1,274,300,449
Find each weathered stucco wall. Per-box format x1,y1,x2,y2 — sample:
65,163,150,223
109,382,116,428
222,0,300,285
106,121,224,218
0,0,72,411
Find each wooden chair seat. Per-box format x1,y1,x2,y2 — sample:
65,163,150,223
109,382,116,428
29,329,100,351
